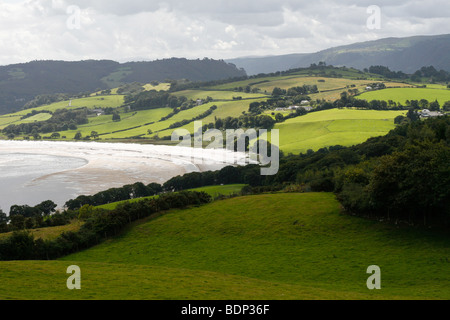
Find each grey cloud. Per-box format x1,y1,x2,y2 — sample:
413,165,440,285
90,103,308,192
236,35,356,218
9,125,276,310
0,0,449,65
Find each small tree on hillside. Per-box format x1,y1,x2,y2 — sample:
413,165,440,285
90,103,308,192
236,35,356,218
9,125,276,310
74,132,82,140
112,113,121,122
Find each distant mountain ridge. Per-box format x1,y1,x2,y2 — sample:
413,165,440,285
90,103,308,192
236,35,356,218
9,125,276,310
0,58,246,114
227,34,450,75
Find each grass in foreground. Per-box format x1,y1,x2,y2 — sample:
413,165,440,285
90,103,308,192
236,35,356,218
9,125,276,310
1,192,448,299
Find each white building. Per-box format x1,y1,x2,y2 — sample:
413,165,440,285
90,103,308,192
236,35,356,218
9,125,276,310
419,109,444,118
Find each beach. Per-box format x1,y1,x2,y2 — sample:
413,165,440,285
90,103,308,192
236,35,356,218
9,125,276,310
0,140,246,211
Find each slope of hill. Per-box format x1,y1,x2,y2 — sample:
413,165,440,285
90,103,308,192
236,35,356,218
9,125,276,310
1,192,447,300
227,34,450,75
0,58,246,115
1,69,418,155
274,109,406,154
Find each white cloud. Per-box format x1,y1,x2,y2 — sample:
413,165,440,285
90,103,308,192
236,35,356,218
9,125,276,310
0,0,449,65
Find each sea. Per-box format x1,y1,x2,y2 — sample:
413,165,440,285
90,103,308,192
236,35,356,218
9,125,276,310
0,153,88,214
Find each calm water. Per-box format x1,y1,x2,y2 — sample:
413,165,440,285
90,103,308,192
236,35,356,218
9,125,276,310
0,153,87,214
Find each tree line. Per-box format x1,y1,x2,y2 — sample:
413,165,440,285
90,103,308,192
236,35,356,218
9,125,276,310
65,182,163,210
0,191,212,261
127,90,187,111
168,105,218,130
367,65,450,83
0,200,71,234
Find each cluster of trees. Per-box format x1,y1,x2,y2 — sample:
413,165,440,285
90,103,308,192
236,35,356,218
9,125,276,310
159,101,199,122
273,108,308,123
117,82,145,95
0,200,72,233
367,66,408,79
163,166,259,192
0,191,212,261
2,108,89,137
213,114,276,131
230,85,261,94
411,66,450,83
282,117,449,226
65,182,163,210
127,90,187,111
272,85,318,97
368,65,450,83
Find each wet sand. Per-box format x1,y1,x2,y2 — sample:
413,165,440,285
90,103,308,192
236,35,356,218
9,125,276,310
0,141,246,206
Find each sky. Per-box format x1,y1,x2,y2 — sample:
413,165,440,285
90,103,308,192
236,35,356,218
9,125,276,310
0,0,449,65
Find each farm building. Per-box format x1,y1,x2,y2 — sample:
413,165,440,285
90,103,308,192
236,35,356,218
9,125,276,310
419,109,444,118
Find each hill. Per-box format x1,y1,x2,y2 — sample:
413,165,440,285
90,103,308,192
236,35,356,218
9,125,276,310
227,34,450,75
0,68,422,155
1,193,448,299
0,58,246,115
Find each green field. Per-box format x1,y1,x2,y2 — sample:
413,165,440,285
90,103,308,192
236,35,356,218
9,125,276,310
0,95,126,130
209,74,410,101
0,115,22,128
143,83,171,91
1,193,448,300
359,88,450,105
57,108,173,138
0,221,83,242
19,95,125,115
275,109,406,154
172,89,268,101
17,113,53,123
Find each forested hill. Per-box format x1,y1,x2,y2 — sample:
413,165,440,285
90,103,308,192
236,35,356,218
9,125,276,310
0,58,246,114
228,34,450,75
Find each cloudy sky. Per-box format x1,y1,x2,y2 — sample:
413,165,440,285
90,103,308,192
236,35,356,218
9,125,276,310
0,0,449,65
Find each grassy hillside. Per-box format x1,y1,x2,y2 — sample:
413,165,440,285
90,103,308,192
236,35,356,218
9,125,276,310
0,95,126,130
274,109,406,154
1,193,447,300
0,70,419,154
358,87,450,105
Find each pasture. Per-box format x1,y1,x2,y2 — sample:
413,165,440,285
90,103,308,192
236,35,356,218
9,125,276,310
1,193,447,300
274,109,406,154
358,88,450,105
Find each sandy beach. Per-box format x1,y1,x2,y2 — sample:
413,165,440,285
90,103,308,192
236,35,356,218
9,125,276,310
0,140,248,209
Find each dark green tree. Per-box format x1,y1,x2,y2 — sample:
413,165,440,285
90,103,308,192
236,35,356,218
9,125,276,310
74,132,82,140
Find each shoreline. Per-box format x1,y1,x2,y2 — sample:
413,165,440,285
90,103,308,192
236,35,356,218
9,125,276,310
0,140,248,210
